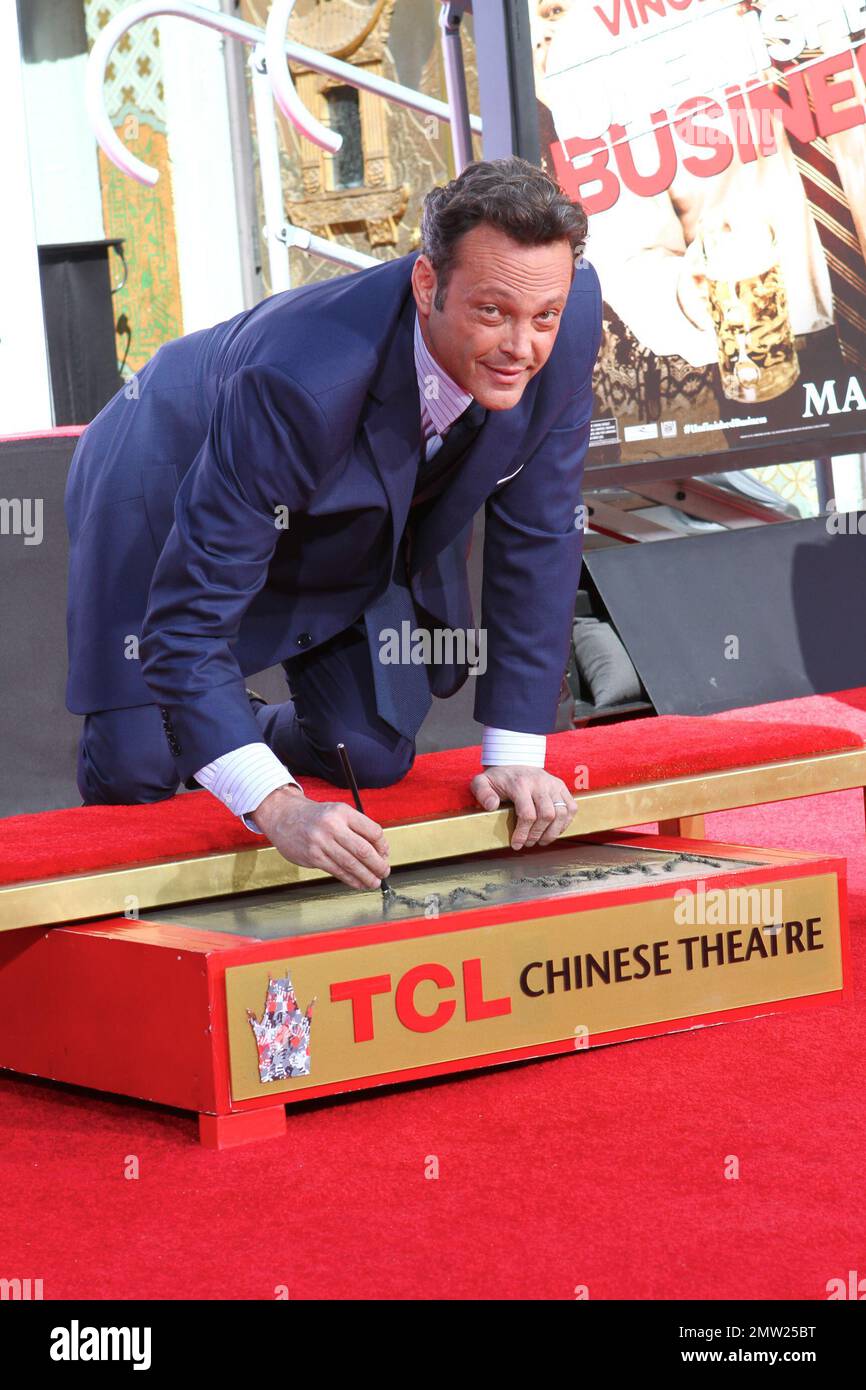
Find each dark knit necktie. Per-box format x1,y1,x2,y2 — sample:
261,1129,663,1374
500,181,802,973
411,397,488,507
362,398,487,741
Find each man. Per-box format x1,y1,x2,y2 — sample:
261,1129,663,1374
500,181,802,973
65,157,602,891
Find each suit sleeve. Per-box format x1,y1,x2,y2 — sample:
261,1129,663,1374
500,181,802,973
138,364,327,780
472,285,602,735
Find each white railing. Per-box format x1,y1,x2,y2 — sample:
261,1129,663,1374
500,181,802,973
85,0,481,290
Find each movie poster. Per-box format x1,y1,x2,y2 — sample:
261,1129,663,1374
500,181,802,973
526,0,866,467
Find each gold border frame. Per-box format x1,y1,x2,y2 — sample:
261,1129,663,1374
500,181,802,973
3,748,865,933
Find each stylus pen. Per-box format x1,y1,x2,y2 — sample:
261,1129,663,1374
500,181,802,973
336,742,393,900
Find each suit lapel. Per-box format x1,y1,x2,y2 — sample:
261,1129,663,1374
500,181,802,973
361,289,422,575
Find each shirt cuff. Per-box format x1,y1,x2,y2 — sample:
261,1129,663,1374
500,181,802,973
194,742,298,834
481,727,546,768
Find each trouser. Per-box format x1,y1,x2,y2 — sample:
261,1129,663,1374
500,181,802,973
77,616,416,805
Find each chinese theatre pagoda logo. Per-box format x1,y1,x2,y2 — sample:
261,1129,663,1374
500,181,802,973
247,973,316,1083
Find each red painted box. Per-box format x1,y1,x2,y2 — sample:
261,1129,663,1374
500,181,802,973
0,835,849,1147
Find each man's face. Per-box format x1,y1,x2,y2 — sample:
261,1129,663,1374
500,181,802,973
533,0,574,77
412,223,574,411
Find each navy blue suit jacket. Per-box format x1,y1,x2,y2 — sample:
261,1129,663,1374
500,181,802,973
65,250,602,781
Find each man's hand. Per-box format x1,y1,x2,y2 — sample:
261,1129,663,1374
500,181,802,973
470,765,577,850
251,785,390,891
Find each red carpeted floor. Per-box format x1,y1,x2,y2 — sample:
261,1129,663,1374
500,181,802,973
1,693,865,1301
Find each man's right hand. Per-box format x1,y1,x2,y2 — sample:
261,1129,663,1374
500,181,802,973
251,784,391,891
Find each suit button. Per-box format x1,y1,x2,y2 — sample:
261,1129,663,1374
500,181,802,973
296,632,312,648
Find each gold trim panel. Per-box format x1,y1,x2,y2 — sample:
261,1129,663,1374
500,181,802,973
2,747,865,933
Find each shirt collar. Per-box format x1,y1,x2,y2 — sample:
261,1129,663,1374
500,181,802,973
413,309,473,436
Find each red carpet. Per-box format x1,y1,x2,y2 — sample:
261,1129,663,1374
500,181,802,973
1,691,865,1300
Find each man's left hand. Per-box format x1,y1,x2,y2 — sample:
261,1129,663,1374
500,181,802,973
470,765,578,850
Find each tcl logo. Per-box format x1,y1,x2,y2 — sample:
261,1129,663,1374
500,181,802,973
330,958,512,1041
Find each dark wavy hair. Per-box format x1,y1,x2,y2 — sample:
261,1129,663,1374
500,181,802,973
419,156,587,310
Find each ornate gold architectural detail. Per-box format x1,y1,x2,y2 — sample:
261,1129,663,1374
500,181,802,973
244,1,408,249
286,182,409,244
284,0,389,60
365,155,386,188
242,0,481,286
